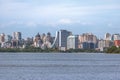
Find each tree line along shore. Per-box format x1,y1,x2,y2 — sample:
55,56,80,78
0,46,120,53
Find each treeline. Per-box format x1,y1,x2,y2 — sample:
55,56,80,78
106,46,120,53
0,47,58,52
65,49,99,53
0,47,100,53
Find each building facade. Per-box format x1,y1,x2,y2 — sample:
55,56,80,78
12,32,22,48
105,33,111,40
51,30,72,51
114,40,120,47
0,33,5,43
13,32,22,41
78,33,97,49
67,35,79,50
98,39,113,51
112,34,120,41
34,33,42,47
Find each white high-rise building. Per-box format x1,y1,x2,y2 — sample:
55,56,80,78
67,35,79,50
98,39,105,51
13,32,22,41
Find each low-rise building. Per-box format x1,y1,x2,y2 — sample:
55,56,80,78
114,40,120,47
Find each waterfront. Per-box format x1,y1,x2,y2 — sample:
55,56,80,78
0,53,120,80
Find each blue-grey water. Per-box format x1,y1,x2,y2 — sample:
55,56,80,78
0,53,120,80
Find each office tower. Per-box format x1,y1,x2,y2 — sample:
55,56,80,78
13,32,22,41
105,33,111,40
59,30,72,50
67,35,79,50
52,30,72,51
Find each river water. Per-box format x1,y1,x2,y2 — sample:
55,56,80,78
0,53,120,80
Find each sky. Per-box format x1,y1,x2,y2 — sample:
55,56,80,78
0,0,120,38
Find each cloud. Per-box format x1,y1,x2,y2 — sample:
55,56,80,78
1,0,120,20
0,21,22,28
108,23,113,27
0,0,120,28
44,18,94,27
0,21,38,28
25,21,37,27
58,19,72,24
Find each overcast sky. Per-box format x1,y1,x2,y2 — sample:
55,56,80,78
0,0,120,38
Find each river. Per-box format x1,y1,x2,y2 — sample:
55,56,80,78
0,53,120,80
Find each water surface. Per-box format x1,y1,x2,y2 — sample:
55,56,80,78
0,53,120,80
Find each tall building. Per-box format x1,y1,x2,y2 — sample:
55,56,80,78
46,32,53,44
41,32,53,49
5,35,12,42
112,34,120,41
0,33,5,43
41,33,46,43
34,33,42,47
98,39,105,51
79,33,97,43
51,30,72,51
105,33,111,40
67,35,79,50
13,32,22,41
78,33,97,49
12,32,22,48
98,39,113,51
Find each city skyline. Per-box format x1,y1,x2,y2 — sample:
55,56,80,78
0,30,120,51
0,0,120,38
